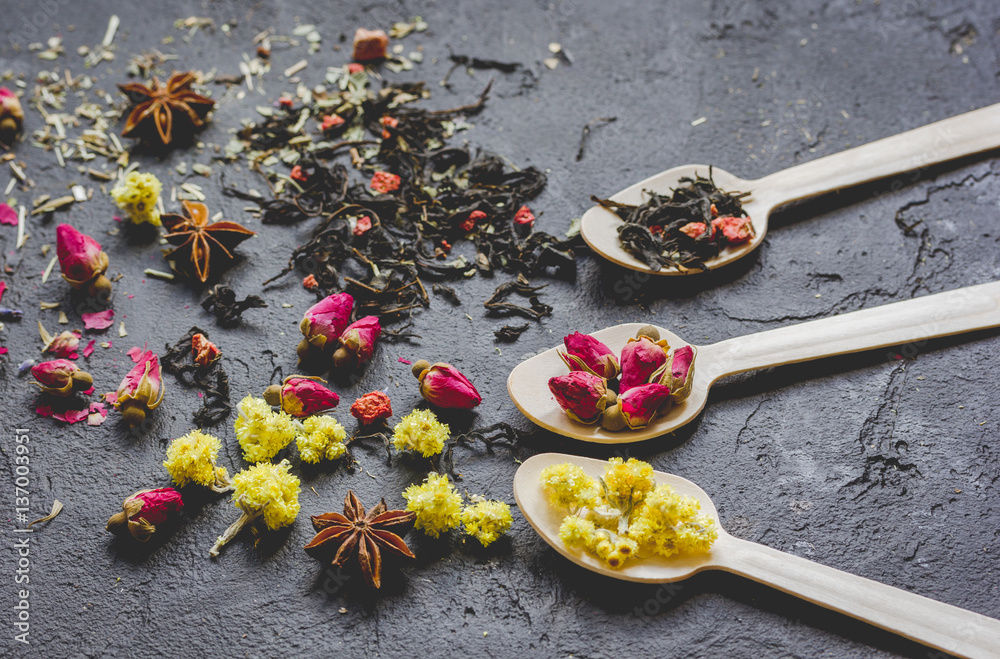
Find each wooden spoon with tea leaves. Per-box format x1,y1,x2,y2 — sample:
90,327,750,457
507,280,1000,443
581,102,1000,275
514,453,1000,659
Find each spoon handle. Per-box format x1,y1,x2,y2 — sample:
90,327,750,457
703,281,1000,380
715,536,1000,658
755,102,1000,209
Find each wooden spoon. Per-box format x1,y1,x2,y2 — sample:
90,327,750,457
514,453,1000,659
581,102,1000,275
507,280,1000,443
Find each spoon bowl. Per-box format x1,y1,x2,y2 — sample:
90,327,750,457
514,453,1000,658
507,281,1000,443
581,164,766,274
581,103,1000,275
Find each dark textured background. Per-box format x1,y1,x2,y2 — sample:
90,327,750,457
1,1,998,657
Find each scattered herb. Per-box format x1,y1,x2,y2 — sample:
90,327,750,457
160,327,232,426
484,276,552,320
200,285,267,326
576,116,617,161
494,323,529,342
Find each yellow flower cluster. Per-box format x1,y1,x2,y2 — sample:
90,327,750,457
235,395,299,463
461,497,513,547
603,457,656,511
558,517,638,569
232,459,300,531
544,459,717,569
163,430,229,487
402,473,462,538
111,171,162,226
392,409,449,457
628,484,718,557
539,463,600,510
296,415,347,463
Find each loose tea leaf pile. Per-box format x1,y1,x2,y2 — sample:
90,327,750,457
592,170,752,272
160,327,232,426
226,68,578,324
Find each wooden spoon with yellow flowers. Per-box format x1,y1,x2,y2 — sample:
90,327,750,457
161,201,255,283
118,72,214,147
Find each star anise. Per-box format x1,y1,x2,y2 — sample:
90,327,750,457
161,201,255,282
304,491,416,589
118,72,215,146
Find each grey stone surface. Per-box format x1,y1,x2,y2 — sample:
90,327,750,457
0,1,998,657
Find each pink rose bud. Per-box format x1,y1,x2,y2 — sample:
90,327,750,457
411,360,482,409
56,224,112,296
710,216,754,244
31,359,93,396
618,383,672,429
657,345,696,403
619,335,670,392
106,488,183,542
352,28,389,62
0,87,24,140
559,331,620,379
548,371,609,424
114,350,165,426
299,293,354,358
263,375,340,418
46,331,81,359
332,315,381,368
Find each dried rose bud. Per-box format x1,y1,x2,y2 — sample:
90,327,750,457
106,488,183,542
558,331,620,379
46,331,81,359
619,333,670,392
0,87,24,141
31,359,93,396
191,332,221,366
298,292,354,359
548,371,610,424
352,28,389,61
655,345,697,403
618,383,672,429
263,375,340,418
411,359,482,409
350,391,393,425
711,216,754,244
56,224,111,297
332,316,381,369
113,350,165,426
679,222,710,239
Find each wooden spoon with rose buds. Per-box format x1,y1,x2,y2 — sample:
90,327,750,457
514,453,1000,659
581,102,1000,275
507,280,1000,443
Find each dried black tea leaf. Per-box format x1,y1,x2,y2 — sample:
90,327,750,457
494,323,530,342
160,327,232,426
484,278,552,320
201,285,267,326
